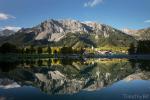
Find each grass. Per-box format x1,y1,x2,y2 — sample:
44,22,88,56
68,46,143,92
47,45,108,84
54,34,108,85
96,46,129,51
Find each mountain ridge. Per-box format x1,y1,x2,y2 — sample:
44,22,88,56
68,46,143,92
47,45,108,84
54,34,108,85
122,27,150,40
0,19,136,48
0,29,15,37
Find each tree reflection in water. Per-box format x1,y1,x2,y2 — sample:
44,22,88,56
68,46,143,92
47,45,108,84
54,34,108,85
129,59,150,71
0,58,150,95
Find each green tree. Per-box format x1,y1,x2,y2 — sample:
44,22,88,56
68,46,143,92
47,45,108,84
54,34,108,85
21,48,25,54
38,59,43,66
128,43,135,54
47,59,51,66
0,42,18,54
37,47,43,54
60,47,73,54
136,40,150,54
29,45,36,54
47,45,51,54
25,48,30,54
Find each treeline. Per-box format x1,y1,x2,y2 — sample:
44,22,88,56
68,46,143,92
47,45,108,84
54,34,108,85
0,42,84,54
0,43,19,54
128,40,150,54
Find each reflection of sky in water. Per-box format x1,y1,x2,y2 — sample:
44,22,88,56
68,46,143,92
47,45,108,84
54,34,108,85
0,59,150,100
0,81,150,100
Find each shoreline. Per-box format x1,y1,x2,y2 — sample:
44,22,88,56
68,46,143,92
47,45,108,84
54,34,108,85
0,54,150,61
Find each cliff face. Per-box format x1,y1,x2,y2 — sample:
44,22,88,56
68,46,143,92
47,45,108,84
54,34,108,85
20,19,116,41
134,27,150,40
122,28,150,40
0,19,136,47
0,29,15,37
122,28,138,36
1,59,148,95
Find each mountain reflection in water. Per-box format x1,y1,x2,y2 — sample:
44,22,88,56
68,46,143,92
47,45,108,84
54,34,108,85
0,58,150,100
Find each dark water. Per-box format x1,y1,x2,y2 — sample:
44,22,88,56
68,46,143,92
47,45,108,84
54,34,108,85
0,58,150,100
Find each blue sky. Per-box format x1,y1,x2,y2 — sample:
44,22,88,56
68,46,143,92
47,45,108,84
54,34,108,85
0,0,150,31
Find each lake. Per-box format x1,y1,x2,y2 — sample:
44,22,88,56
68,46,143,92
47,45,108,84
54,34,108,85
0,58,150,100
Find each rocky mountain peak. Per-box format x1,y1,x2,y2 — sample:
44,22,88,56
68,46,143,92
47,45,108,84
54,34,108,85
33,19,92,41
59,19,88,33
2,18,136,47
83,21,115,38
0,29,15,37
121,28,138,35
17,19,121,41
0,18,136,47
41,19,64,33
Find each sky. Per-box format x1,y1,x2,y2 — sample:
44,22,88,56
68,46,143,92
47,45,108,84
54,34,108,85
0,0,150,31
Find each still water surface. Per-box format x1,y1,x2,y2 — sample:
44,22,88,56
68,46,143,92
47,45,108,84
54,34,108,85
0,58,150,100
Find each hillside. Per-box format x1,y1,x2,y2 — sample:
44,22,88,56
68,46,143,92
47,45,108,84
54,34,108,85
0,29,15,37
0,19,136,48
134,27,150,40
122,27,150,40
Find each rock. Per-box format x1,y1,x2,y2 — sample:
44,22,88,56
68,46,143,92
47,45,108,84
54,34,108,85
35,73,47,82
20,19,116,41
83,21,112,37
83,81,104,91
48,70,66,80
124,72,150,81
0,19,135,47
122,27,150,40
0,78,20,89
121,28,138,35
0,29,15,37
48,33,65,42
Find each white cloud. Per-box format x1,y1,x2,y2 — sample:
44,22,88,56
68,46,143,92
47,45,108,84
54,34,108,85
84,0,103,7
144,20,150,23
0,13,16,20
1,26,21,32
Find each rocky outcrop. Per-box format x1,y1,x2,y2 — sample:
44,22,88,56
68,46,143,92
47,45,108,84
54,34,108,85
121,28,138,36
134,27,150,40
0,78,20,89
124,71,150,81
122,27,150,40
19,19,121,42
0,19,136,47
35,73,48,82
0,29,15,37
84,22,113,37
48,71,66,79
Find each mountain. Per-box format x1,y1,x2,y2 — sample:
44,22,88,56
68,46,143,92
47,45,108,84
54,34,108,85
121,28,138,35
0,19,136,47
0,29,15,37
0,29,16,43
0,59,137,94
122,27,150,40
134,27,150,40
